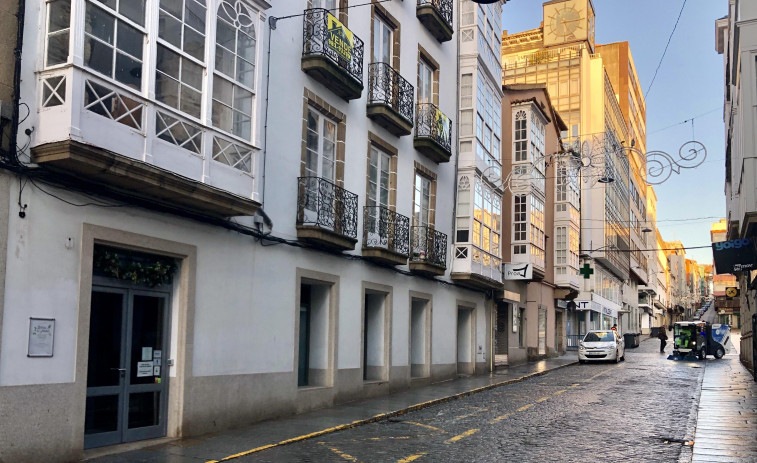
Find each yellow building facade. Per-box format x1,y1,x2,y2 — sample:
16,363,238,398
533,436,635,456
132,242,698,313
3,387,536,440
501,0,651,335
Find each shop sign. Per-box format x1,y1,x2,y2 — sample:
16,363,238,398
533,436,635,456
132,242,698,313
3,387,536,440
504,262,532,280
712,238,757,273
327,13,354,61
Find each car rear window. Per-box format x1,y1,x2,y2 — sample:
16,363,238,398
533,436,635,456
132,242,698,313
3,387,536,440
584,331,614,342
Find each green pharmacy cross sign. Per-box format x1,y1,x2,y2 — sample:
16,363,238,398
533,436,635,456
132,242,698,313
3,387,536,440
580,263,594,279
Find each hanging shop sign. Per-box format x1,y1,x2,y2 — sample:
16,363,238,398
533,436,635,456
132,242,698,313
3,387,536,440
327,12,354,61
503,262,532,280
712,238,757,274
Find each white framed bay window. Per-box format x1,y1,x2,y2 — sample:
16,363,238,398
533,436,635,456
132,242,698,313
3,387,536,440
44,0,263,174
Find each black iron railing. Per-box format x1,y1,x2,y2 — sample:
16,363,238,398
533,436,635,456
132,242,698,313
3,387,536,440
417,0,453,30
368,62,414,123
363,206,410,256
415,103,452,153
410,226,447,268
302,8,364,84
297,177,358,239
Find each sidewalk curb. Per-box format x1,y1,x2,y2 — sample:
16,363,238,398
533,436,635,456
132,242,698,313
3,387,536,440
208,361,579,462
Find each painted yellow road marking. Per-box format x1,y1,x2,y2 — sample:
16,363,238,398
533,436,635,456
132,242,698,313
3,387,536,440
405,421,447,433
360,436,413,441
569,383,580,388
554,389,567,395
445,428,479,444
488,412,512,424
536,397,549,403
516,403,534,412
318,442,359,462
398,453,427,462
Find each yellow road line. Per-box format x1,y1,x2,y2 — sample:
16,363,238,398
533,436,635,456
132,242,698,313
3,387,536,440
516,403,534,412
318,442,359,462
398,453,427,462
536,397,549,403
569,383,580,388
405,421,447,433
444,428,479,444
488,413,512,424
554,389,567,395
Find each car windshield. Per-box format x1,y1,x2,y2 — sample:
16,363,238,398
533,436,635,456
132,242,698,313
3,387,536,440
584,331,615,342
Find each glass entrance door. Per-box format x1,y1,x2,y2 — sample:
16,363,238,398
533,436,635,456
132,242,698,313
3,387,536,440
85,287,170,449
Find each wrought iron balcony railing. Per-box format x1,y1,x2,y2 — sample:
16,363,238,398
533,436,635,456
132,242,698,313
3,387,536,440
363,206,410,256
302,8,364,85
297,176,358,239
417,0,453,30
368,62,414,123
415,103,452,153
410,226,447,268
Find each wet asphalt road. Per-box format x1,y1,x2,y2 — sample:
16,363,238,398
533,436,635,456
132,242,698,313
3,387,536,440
240,336,703,463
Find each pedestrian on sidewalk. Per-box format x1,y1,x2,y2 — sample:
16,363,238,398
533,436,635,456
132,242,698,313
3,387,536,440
658,326,668,353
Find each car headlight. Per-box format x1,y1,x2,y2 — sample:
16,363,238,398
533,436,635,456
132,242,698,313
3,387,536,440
692,341,696,345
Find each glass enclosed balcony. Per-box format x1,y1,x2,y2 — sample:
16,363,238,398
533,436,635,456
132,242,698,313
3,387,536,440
302,8,364,101
416,0,453,43
409,226,447,276
363,206,410,265
367,63,414,136
451,244,503,290
297,177,359,251
414,103,452,163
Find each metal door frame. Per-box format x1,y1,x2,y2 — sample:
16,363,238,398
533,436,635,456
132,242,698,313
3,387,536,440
85,278,172,448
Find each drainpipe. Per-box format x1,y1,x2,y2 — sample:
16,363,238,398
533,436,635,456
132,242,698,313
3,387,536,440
7,0,25,167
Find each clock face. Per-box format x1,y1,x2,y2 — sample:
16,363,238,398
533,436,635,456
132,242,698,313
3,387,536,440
549,6,581,38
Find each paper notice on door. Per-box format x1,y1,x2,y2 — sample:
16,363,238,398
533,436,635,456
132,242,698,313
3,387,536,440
137,361,153,377
142,347,153,361
153,350,162,361
153,365,160,376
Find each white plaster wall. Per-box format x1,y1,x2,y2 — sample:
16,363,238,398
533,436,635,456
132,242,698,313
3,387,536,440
0,176,486,386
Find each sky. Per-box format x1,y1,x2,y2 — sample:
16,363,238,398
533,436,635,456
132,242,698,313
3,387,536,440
501,0,727,266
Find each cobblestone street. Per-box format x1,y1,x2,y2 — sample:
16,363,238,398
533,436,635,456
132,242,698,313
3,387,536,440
237,337,703,463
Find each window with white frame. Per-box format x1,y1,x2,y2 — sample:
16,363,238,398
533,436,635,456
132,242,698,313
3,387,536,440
212,1,256,140
530,195,545,267
514,110,527,162
155,0,206,119
473,176,500,257
84,0,146,90
513,194,527,256
476,72,501,173
556,226,567,266
46,0,71,67
62,0,262,172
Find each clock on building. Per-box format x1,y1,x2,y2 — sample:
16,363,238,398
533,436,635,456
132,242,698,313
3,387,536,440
542,0,593,48
548,6,581,39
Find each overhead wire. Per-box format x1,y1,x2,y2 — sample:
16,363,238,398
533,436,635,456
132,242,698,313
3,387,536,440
645,0,688,98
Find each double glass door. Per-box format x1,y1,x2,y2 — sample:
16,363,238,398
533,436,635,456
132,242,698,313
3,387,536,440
84,285,170,449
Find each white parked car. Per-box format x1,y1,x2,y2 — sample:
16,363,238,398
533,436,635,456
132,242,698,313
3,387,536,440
578,330,625,363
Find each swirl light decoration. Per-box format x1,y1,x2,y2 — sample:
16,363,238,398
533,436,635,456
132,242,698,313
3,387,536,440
494,133,707,194
642,141,707,185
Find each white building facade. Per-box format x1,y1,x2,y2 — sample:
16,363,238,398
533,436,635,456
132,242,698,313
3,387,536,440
716,0,757,375
0,0,492,460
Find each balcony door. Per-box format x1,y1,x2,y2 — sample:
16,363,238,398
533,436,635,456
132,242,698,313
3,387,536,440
372,16,393,64
84,286,170,449
413,173,431,228
304,106,337,228
418,59,433,105
366,147,391,247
